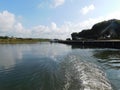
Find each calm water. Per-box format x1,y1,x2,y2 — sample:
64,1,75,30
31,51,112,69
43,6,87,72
0,42,120,90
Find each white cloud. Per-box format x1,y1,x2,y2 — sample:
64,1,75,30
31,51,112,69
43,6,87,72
37,0,65,9
81,4,95,15
1,10,120,39
51,0,65,8
37,1,47,9
0,11,15,31
13,23,31,37
0,10,30,37
51,22,57,30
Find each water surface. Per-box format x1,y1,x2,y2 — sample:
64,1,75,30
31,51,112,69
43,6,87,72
0,42,119,90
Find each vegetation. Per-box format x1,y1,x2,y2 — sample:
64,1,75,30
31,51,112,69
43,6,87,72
0,36,50,44
71,19,120,40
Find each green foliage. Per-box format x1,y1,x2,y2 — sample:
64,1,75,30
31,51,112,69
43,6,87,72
66,38,71,40
0,36,9,39
0,36,50,44
71,19,120,40
71,32,78,40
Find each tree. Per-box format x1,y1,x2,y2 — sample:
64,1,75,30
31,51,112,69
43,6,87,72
66,38,71,40
71,32,78,40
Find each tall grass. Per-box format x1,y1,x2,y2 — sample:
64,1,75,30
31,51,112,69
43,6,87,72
0,38,50,44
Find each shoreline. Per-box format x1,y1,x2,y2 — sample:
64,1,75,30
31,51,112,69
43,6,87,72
0,38,50,44
57,40,120,49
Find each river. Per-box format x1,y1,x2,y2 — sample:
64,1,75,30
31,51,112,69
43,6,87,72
0,42,119,90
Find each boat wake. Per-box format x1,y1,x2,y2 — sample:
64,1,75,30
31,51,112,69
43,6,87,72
0,55,113,90
61,55,113,90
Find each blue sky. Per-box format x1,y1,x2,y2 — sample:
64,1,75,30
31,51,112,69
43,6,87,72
0,0,120,39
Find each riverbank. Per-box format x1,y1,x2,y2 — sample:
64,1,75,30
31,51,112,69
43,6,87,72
57,40,120,49
0,38,50,44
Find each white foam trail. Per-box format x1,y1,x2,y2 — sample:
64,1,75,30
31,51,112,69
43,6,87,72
62,55,113,90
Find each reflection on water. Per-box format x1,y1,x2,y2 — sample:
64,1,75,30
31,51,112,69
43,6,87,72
93,49,120,90
0,43,71,69
0,44,29,69
0,57,65,90
93,50,120,69
0,43,119,90
0,43,71,90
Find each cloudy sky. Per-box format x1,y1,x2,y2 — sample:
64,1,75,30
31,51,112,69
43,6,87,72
0,0,120,39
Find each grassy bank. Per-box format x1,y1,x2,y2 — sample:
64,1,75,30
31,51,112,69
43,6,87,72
0,38,50,44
